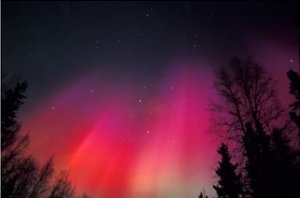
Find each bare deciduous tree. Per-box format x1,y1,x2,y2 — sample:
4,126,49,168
212,57,283,141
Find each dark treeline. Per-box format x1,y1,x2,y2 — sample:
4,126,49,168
199,58,300,198
1,77,89,198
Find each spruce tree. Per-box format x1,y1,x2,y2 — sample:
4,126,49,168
199,192,204,198
271,129,299,197
1,79,80,198
243,122,275,198
1,80,27,151
212,58,294,197
287,69,300,134
213,143,243,198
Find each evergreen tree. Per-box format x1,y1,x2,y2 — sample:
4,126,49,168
213,143,243,198
287,69,300,134
199,192,204,198
270,128,298,197
198,192,209,198
1,79,81,198
29,158,54,198
286,69,300,197
1,80,27,151
48,171,75,198
1,80,32,197
212,58,296,198
243,122,275,198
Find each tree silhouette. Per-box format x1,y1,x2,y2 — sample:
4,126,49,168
29,158,54,198
2,156,37,197
287,69,300,135
243,122,275,198
270,128,299,197
1,79,82,198
1,80,27,151
48,171,75,198
242,123,298,198
213,143,243,198
213,57,283,140
210,58,299,198
198,191,209,198
286,69,300,198
212,58,282,196
1,79,33,198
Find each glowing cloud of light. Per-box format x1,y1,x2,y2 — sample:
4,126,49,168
21,40,297,197
22,62,219,197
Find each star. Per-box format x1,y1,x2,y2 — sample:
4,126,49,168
290,59,294,63
89,89,94,94
138,99,142,103
146,13,149,17
146,130,150,134
51,106,56,111
192,43,197,48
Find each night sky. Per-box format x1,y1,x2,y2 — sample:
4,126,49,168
2,1,299,197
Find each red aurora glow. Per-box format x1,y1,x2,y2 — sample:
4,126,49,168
22,64,219,197
20,38,298,197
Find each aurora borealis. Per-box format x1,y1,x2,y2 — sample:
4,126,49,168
21,50,298,197
2,1,298,198
22,63,219,197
